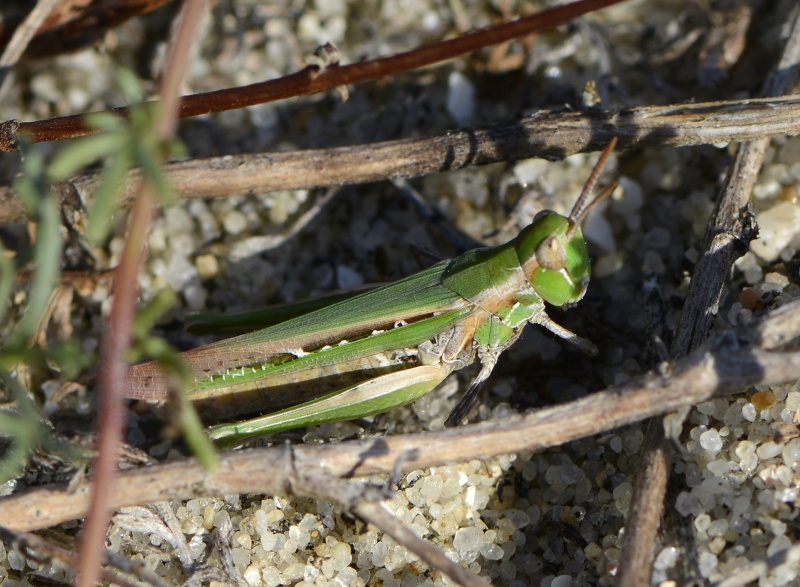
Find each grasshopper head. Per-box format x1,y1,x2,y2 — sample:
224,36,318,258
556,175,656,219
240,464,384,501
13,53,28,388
515,212,591,307
514,138,618,308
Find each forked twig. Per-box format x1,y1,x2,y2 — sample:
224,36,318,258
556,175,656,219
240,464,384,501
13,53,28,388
617,7,800,584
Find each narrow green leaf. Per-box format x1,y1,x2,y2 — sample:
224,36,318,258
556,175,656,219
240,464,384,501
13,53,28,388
8,174,62,348
117,68,146,104
137,145,176,205
0,373,43,484
85,149,134,244
129,102,159,130
47,340,94,380
0,242,15,327
47,133,128,182
141,348,219,471
83,111,126,133
179,392,219,471
132,290,176,340
13,146,47,212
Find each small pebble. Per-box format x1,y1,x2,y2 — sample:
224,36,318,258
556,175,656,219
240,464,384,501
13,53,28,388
752,390,777,411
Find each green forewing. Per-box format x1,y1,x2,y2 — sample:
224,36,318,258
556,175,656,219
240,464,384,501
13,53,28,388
126,260,471,400
440,243,520,302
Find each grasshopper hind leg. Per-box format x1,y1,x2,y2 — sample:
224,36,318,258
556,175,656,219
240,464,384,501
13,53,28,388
209,364,452,448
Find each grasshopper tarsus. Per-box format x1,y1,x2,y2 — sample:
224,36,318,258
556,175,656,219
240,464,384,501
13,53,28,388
445,351,498,427
444,378,488,428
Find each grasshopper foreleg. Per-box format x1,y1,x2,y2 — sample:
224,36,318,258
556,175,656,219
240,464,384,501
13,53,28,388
446,311,597,428
534,313,597,356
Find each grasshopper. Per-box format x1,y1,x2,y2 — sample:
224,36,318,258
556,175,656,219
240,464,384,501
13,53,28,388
125,139,618,447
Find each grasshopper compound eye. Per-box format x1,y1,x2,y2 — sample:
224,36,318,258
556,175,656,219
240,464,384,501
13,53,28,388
535,235,567,271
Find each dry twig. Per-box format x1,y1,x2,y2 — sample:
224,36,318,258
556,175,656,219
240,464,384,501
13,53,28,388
3,95,800,224
0,297,798,533
617,7,800,584
0,0,627,150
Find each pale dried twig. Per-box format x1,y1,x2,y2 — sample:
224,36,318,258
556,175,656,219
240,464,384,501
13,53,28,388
113,504,194,569
0,298,798,533
0,0,62,96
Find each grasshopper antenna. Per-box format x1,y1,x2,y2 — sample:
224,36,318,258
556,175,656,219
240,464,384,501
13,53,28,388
566,137,618,239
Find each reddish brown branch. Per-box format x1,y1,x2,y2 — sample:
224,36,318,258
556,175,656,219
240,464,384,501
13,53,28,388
0,0,627,151
74,2,207,586
0,0,173,60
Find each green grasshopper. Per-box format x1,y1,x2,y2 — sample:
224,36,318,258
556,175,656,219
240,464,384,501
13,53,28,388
125,139,618,448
